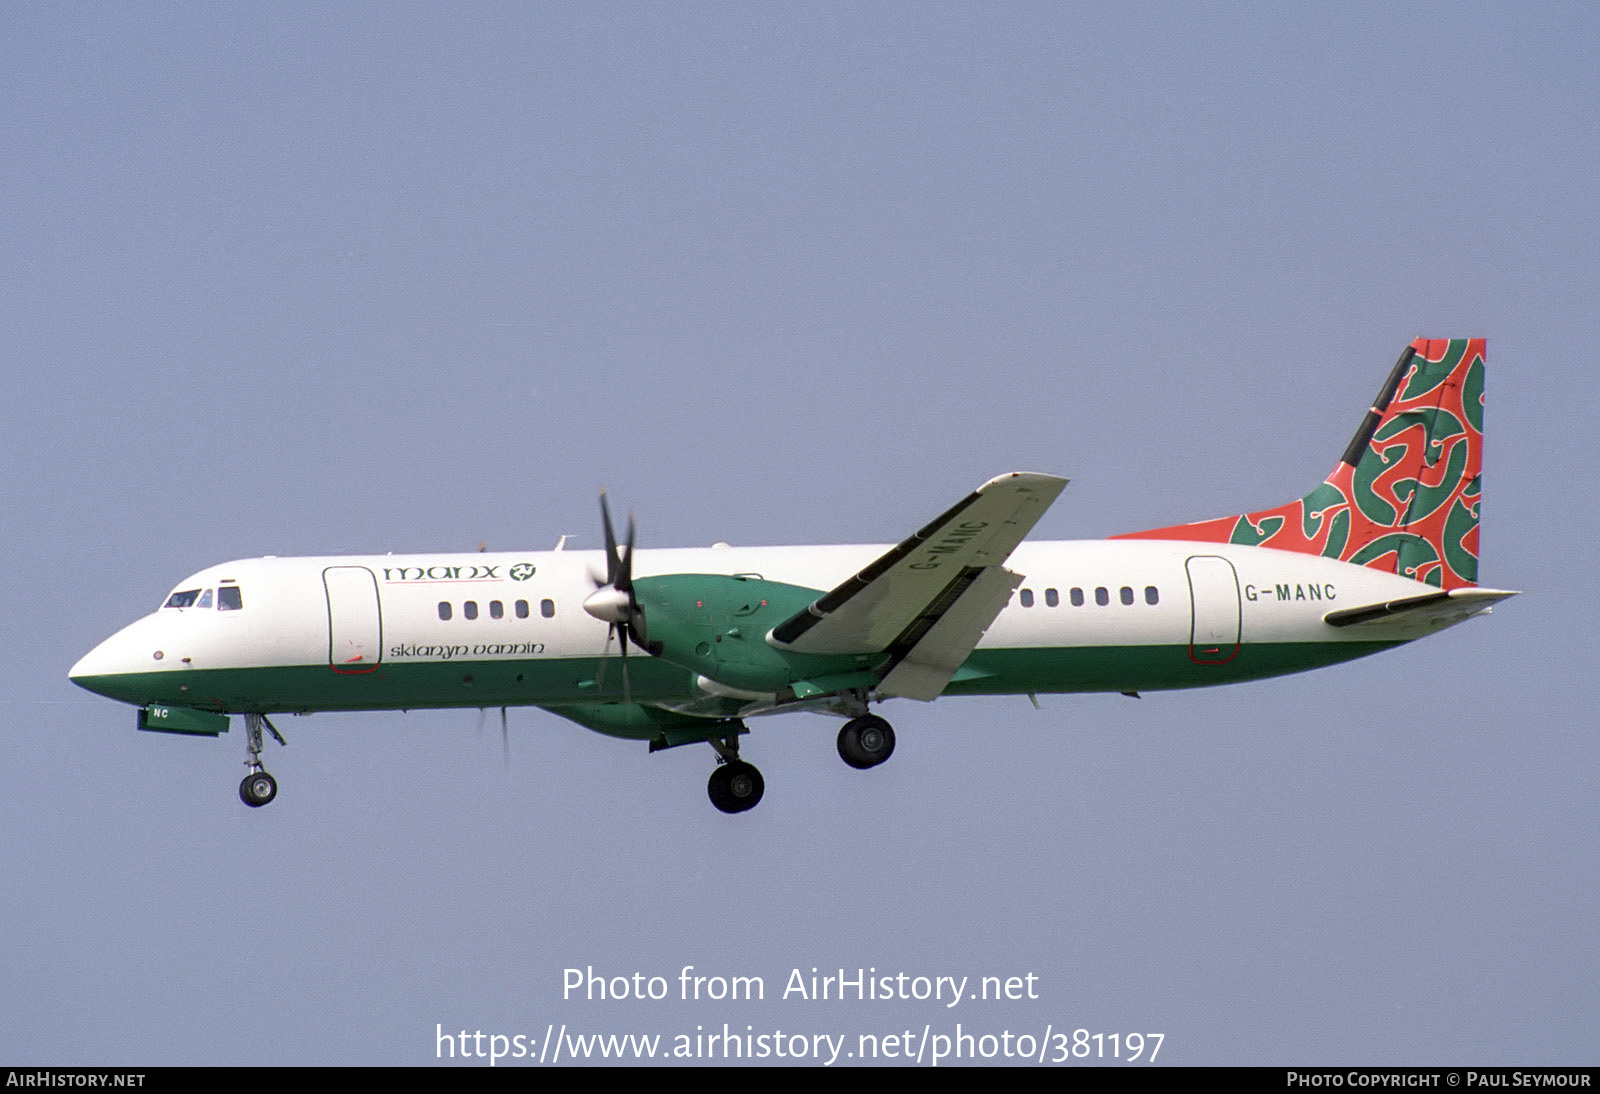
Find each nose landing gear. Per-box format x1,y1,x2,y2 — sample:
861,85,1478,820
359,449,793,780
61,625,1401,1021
239,713,286,808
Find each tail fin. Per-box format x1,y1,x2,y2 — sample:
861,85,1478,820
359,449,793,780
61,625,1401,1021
1115,338,1486,589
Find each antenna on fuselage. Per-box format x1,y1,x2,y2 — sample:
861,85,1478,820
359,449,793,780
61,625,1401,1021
476,706,512,769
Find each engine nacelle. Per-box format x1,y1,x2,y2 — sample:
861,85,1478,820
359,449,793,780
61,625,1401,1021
632,574,874,695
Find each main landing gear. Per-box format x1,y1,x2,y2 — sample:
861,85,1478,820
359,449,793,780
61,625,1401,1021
700,712,898,814
706,732,764,815
239,713,286,808
837,713,896,769
708,760,764,814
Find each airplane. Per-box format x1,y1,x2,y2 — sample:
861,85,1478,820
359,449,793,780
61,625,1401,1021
70,338,1514,814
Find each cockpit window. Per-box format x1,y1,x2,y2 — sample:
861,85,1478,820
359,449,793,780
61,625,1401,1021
217,586,243,611
197,589,214,609
164,589,202,609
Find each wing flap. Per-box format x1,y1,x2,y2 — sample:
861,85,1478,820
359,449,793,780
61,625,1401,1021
875,565,1023,700
769,472,1067,656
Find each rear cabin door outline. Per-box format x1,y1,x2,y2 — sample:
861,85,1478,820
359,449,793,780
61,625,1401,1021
324,566,383,674
1185,555,1241,665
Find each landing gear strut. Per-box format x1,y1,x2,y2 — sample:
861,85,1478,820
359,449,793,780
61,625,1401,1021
239,713,286,808
837,714,896,769
706,732,764,814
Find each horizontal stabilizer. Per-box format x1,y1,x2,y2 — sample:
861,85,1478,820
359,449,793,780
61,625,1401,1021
769,472,1067,655
1323,587,1517,630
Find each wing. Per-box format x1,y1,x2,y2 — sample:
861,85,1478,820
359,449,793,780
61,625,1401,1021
769,471,1067,698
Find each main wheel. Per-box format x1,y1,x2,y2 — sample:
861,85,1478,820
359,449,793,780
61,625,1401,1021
837,715,896,769
707,761,765,814
239,770,278,808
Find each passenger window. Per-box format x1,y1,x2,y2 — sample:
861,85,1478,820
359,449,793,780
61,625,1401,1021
1121,586,1134,606
1095,587,1109,606
1145,585,1159,606
164,589,201,609
464,601,478,621
540,599,555,619
515,600,529,619
490,601,504,620
1019,589,1034,608
1070,587,1084,607
1045,588,1059,608
197,589,214,609
217,586,244,611
438,602,452,621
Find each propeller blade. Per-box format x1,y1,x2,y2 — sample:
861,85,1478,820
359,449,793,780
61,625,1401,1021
596,624,613,693
600,490,619,586
620,511,636,595
619,630,632,706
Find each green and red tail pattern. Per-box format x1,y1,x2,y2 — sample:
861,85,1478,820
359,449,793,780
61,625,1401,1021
1115,338,1486,590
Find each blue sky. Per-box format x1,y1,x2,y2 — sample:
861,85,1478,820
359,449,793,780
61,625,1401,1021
4,2,1595,1065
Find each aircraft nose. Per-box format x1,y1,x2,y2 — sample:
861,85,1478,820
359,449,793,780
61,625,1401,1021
69,616,164,703
67,649,95,684
69,637,127,700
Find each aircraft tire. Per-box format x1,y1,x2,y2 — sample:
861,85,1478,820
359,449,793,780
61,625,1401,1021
239,771,278,808
707,761,764,814
837,715,895,770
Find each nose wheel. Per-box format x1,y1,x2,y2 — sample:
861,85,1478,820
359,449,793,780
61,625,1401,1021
240,770,277,807
239,713,286,808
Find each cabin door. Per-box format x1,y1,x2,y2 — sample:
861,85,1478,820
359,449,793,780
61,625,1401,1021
1185,555,1241,665
323,566,383,673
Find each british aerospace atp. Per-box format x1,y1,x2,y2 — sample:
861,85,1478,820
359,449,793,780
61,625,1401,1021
71,338,1513,813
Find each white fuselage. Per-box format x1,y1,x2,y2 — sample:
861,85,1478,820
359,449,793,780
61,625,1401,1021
71,537,1449,705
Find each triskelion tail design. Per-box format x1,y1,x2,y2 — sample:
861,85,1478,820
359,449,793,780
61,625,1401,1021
1115,338,1486,590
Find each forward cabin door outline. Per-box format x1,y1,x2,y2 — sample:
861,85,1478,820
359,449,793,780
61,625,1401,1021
324,566,383,674
1185,555,1241,665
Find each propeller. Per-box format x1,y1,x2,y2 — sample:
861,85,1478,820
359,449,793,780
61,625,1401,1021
583,491,651,702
